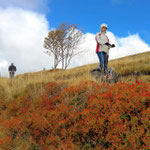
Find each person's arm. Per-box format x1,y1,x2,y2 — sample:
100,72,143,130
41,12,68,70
8,66,10,71
96,33,106,45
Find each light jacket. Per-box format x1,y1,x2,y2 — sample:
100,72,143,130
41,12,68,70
95,32,110,55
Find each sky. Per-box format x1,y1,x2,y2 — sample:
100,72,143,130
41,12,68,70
0,0,150,77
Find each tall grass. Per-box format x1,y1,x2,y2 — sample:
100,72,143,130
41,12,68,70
0,51,149,100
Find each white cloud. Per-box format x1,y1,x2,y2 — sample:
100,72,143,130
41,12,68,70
111,33,150,59
0,60,8,69
0,7,52,77
70,33,98,68
0,0,50,12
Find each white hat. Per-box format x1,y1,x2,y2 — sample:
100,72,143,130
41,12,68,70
100,23,108,29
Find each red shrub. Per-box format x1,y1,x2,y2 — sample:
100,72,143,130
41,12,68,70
0,81,150,149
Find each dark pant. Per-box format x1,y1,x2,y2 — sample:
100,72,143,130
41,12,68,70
97,52,109,75
9,71,15,79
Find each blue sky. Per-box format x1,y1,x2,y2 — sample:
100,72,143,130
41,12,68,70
47,0,150,44
0,0,150,76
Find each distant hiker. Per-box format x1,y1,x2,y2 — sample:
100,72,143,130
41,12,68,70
8,63,17,79
95,23,115,80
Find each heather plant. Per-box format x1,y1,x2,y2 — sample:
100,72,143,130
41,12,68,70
0,80,150,149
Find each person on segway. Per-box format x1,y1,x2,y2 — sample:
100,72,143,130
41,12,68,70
95,23,115,81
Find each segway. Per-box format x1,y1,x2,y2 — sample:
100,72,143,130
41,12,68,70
90,67,118,83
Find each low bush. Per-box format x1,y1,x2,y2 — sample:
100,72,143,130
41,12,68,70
0,81,149,149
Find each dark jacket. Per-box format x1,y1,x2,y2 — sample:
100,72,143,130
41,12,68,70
8,65,17,72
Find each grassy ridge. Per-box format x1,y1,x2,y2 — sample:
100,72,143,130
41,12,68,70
109,51,150,75
0,51,150,101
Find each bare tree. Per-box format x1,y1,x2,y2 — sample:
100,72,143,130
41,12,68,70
43,23,84,70
43,30,62,69
58,23,84,69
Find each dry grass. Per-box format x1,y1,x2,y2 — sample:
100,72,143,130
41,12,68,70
0,51,150,100
109,51,150,74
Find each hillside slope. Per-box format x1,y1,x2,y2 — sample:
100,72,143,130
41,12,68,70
0,51,150,100
0,51,150,150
